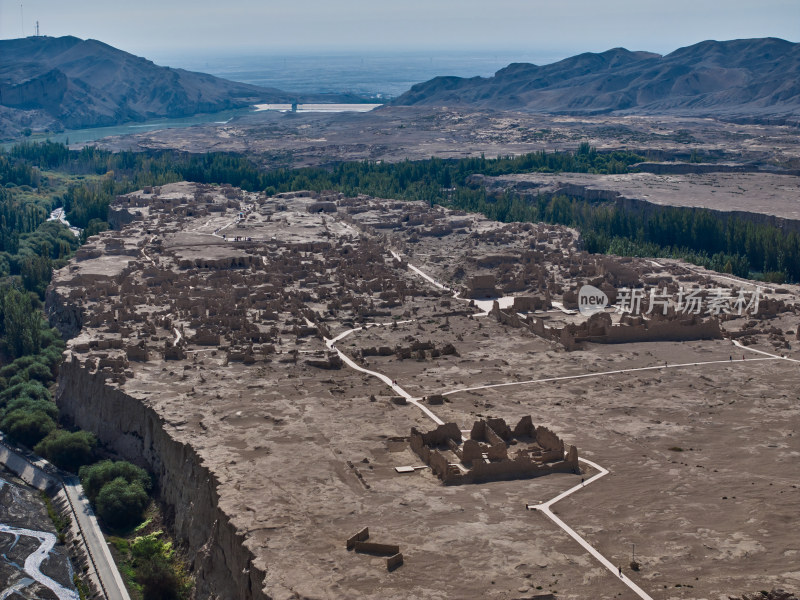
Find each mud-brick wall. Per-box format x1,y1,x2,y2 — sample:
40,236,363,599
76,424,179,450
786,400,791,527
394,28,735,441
56,355,268,600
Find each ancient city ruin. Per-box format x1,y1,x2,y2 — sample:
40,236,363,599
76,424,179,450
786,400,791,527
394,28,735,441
410,416,579,484
44,181,800,599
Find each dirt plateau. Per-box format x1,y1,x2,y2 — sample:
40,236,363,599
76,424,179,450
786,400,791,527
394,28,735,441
46,182,800,600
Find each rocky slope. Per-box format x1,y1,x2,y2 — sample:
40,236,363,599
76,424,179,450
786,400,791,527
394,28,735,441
392,38,800,124
0,36,357,139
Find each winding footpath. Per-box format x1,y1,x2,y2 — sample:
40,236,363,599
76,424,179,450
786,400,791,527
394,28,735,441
439,356,780,397
332,248,798,598
325,310,653,595
527,458,653,599
733,338,800,363
324,320,444,425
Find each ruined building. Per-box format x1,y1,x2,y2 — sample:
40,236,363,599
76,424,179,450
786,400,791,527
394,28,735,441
410,416,579,484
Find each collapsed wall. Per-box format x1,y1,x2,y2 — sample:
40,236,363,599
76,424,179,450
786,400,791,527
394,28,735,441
493,302,724,351
410,417,580,485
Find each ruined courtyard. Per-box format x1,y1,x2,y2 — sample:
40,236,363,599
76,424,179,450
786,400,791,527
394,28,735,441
45,182,800,600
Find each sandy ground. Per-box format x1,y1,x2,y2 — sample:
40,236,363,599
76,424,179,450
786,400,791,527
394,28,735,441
480,171,800,222
92,108,800,170
49,183,800,600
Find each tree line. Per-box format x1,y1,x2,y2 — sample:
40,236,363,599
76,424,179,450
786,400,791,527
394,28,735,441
6,140,798,283
1,142,189,598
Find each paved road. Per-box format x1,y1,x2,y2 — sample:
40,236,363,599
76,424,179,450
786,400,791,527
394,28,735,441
62,477,132,600
0,432,130,600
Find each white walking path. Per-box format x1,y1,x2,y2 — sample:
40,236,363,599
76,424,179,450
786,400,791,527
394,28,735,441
324,319,444,425
527,457,654,599
390,250,449,291
733,338,800,363
325,311,655,594
550,300,577,315
440,356,779,397
325,334,444,426
321,289,653,594
374,249,800,596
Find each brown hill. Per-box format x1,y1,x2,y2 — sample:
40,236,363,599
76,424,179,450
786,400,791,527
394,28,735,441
0,36,357,139
391,38,800,124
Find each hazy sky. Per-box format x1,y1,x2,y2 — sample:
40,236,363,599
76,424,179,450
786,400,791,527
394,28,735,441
0,0,797,60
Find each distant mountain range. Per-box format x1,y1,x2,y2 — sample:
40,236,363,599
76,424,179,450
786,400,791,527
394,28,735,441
392,38,800,123
0,36,361,139
3,36,798,142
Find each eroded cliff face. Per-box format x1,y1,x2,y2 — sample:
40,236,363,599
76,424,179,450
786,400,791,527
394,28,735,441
56,354,268,599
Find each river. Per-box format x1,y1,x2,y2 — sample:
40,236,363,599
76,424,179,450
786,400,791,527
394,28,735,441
2,108,251,150
47,208,81,238
0,474,79,600
3,102,383,151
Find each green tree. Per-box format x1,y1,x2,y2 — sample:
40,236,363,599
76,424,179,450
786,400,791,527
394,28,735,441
0,379,51,404
95,477,150,530
0,408,56,447
2,288,42,358
2,396,58,420
34,430,97,472
79,459,152,503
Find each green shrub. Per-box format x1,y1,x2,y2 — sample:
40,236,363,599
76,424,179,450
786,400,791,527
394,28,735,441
131,534,188,600
136,557,186,600
21,360,54,384
79,460,152,503
41,345,65,370
132,531,173,562
95,477,149,530
2,396,58,421
7,374,26,387
0,408,57,446
39,327,64,349
0,379,50,404
34,429,96,472
0,354,41,378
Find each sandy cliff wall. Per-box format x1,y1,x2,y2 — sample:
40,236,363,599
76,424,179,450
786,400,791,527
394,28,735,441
56,355,269,600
